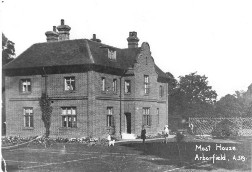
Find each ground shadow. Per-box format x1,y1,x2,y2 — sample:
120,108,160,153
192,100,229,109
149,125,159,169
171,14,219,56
120,140,251,171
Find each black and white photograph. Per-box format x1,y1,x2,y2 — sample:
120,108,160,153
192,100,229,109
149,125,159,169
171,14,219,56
1,0,252,171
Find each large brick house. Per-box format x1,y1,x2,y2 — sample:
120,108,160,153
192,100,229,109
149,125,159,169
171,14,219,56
3,19,169,139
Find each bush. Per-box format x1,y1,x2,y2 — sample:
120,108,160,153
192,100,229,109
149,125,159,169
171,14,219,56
211,119,239,138
176,132,184,142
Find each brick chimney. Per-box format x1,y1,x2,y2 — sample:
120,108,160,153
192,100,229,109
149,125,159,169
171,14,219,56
127,31,139,48
90,34,101,43
57,19,71,41
45,26,59,42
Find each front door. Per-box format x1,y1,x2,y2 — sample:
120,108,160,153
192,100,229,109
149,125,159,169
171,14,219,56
125,113,131,134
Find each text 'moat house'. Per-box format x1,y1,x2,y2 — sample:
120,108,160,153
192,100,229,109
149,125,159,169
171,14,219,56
3,19,170,139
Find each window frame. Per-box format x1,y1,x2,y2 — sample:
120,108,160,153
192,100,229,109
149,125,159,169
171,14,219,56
108,49,117,60
61,107,77,128
144,75,150,94
112,79,117,93
102,77,106,92
20,79,32,93
106,107,114,127
159,85,164,97
64,76,75,91
124,80,131,94
143,107,151,126
23,107,34,128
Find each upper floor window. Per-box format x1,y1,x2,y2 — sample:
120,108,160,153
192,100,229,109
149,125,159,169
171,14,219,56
125,80,131,94
24,107,33,127
107,107,114,127
20,79,31,93
144,75,150,94
108,49,116,60
64,77,75,91
143,107,151,126
62,107,77,128
102,77,106,92
159,85,164,97
112,79,117,92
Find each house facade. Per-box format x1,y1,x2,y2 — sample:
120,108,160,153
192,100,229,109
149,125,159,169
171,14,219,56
4,19,169,138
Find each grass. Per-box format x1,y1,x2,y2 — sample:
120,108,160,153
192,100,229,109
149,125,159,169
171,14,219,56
2,138,251,172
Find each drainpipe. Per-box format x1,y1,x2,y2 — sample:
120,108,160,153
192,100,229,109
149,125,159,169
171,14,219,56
119,70,126,138
119,76,122,137
42,67,48,95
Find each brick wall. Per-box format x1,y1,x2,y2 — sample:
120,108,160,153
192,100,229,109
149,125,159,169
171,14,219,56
5,42,168,138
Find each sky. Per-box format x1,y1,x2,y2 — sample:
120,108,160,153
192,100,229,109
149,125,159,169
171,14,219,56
1,0,252,99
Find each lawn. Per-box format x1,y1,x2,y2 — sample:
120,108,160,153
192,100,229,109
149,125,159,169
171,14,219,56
2,138,251,172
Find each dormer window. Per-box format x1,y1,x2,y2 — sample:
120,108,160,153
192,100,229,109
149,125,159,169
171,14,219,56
108,49,116,60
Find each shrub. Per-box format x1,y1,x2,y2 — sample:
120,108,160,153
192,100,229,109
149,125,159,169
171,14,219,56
211,119,239,138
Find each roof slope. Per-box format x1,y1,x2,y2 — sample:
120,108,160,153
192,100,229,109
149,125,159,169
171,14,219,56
3,39,168,80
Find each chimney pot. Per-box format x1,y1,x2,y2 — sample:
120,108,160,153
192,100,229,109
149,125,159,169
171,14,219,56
61,19,64,25
53,26,56,32
90,34,101,43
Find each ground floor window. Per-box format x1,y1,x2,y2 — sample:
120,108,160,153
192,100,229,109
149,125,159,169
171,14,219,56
107,107,114,127
157,108,159,124
24,107,33,127
62,107,77,128
143,107,151,126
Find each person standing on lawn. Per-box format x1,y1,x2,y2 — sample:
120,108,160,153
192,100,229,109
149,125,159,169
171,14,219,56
164,125,169,144
141,125,146,144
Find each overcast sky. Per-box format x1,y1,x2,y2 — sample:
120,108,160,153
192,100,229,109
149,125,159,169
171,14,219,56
1,0,252,99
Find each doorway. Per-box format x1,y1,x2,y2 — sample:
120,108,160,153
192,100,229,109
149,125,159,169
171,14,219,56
125,113,131,134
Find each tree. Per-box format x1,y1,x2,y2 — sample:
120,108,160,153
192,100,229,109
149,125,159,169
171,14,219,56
215,83,252,117
2,33,15,135
2,33,15,65
39,93,53,137
170,72,217,118
166,72,179,116
215,94,245,117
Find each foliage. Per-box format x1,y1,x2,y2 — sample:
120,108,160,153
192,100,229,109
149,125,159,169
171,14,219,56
39,93,53,138
215,83,252,117
211,119,239,138
169,72,217,118
215,94,244,117
175,132,184,143
2,33,15,65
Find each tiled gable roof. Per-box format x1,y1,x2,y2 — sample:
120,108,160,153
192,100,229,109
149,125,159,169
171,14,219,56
3,39,168,81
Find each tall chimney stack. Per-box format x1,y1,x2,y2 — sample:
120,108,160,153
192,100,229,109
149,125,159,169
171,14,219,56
45,26,59,42
57,19,71,41
127,31,139,48
90,34,101,43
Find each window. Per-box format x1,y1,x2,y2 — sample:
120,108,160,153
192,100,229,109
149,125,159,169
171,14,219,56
144,75,150,94
157,108,159,124
64,77,75,91
24,107,33,127
108,49,116,60
102,77,106,92
107,107,114,127
112,79,117,92
143,107,151,126
159,85,164,97
125,80,131,94
62,107,77,128
20,79,31,93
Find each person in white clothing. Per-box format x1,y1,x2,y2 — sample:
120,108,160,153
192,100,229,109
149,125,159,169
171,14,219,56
164,125,169,144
